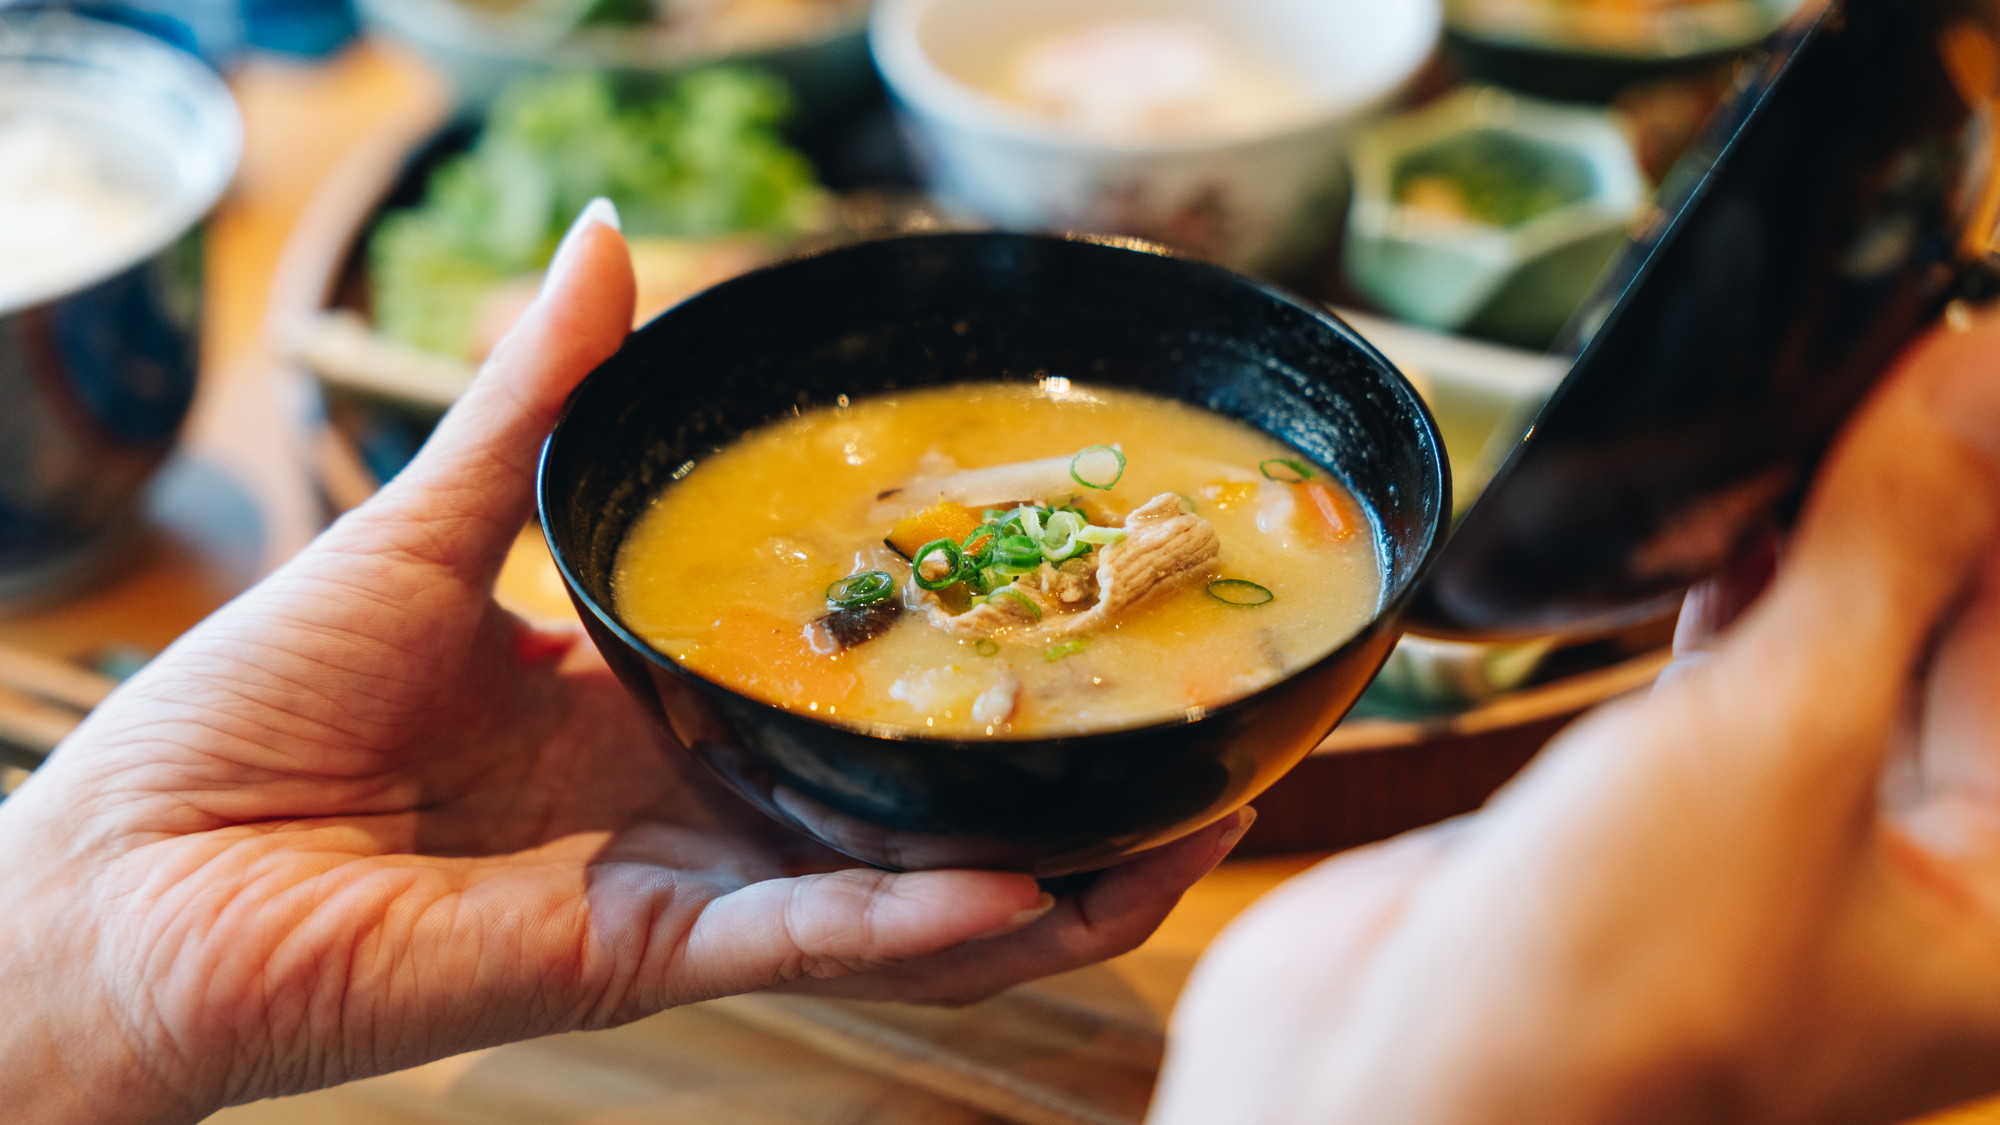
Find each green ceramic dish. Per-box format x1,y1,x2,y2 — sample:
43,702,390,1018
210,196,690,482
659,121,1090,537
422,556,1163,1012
1344,86,1648,349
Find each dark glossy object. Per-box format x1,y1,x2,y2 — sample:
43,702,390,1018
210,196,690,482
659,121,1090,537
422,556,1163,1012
541,233,1449,875
0,15,238,606
1411,0,2000,639
1442,31,1747,104
0,238,205,601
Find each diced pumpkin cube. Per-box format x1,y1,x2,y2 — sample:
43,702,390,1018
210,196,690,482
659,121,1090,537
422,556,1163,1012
680,608,858,712
886,501,983,558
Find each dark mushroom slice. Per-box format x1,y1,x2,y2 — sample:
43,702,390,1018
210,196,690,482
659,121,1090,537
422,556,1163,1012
808,600,902,652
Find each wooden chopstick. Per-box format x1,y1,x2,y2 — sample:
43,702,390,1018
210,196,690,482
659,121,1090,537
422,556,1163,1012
0,645,116,714
0,646,112,768
0,686,80,768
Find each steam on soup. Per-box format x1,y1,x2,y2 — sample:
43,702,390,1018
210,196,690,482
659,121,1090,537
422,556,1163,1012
613,382,1383,737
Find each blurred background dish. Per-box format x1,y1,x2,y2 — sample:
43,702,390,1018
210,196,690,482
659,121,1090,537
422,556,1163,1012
1345,85,1649,349
0,13,240,609
285,64,958,429
358,0,875,116
1445,0,1810,101
870,0,1442,275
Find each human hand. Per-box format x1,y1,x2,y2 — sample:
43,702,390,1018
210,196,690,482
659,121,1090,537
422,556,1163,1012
0,203,1248,1125
1151,307,2000,1125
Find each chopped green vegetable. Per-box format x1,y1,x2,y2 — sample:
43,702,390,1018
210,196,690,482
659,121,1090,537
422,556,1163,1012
992,534,1044,573
1076,525,1126,546
1070,445,1126,490
581,0,653,24
1038,510,1090,561
370,68,826,357
986,588,1043,621
975,638,1000,657
1207,579,1275,607
826,570,896,609
1044,638,1088,661
1393,133,1593,230
961,522,1001,563
1259,459,1315,483
912,539,965,591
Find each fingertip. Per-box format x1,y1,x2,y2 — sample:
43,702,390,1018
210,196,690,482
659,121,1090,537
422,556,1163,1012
347,204,637,579
531,211,636,373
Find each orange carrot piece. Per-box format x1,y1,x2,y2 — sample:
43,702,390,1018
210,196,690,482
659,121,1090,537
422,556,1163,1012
1298,481,1365,542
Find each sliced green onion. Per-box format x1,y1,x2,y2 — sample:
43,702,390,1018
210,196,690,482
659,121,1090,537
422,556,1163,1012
992,534,1043,572
961,523,1002,566
912,539,965,591
1076,525,1127,546
1018,507,1044,540
1039,510,1089,561
826,570,896,609
1259,458,1315,483
1070,445,1126,490
975,638,1000,657
1044,638,1088,662
986,587,1043,621
1206,578,1275,607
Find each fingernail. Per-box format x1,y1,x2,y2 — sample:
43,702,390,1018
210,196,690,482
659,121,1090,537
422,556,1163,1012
974,892,1055,939
542,196,622,298
1217,807,1257,856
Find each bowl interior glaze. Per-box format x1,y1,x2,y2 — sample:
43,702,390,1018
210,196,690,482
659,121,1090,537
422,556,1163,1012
541,232,1448,874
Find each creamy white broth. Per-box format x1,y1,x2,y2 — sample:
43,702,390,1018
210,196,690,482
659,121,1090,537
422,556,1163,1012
613,382,1382,737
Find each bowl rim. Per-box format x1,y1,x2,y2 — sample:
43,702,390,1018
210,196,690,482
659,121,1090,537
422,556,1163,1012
358,0,873,68
867,0,1442,157
538,230,1452,749
0,12,242,315
1442,0,1803,62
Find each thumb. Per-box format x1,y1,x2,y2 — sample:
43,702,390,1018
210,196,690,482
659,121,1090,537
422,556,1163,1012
1657,307,2000,816
329,198,637,584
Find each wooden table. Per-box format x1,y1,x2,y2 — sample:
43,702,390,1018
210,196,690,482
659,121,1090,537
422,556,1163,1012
5,39,1995,1125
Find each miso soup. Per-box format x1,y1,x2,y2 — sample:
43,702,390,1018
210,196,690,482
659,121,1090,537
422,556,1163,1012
613,382,1383,737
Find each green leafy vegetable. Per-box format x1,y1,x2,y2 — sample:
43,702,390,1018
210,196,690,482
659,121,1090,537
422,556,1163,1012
1393,132,1593,230
370,68,825,357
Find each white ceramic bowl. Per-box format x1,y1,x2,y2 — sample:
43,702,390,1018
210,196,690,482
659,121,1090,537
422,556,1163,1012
870,0,1441,274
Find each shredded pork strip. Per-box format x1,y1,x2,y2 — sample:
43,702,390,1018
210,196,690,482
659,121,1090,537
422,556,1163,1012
923,493,1219,639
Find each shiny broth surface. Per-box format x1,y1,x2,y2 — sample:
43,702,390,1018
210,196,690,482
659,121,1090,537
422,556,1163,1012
612,382,1382,737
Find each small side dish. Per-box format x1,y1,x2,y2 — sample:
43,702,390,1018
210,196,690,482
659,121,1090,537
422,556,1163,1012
613,382,1384,737
367,67,826,363
1345,86,1648,347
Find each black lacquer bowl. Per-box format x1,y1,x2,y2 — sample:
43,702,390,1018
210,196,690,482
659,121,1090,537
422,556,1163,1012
540,233,1449,876
1411,0,2000,639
